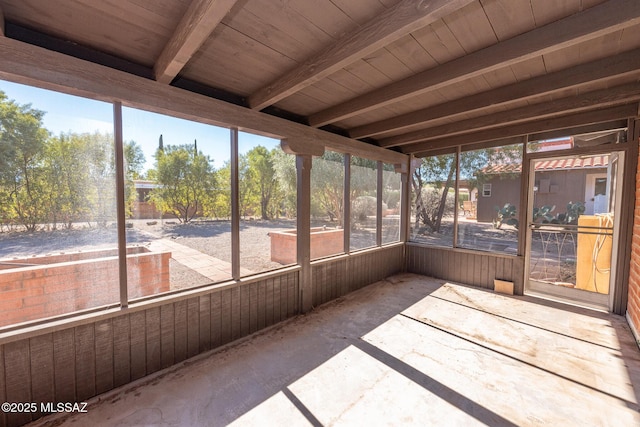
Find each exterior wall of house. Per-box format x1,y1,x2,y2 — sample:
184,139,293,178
627,147,640,340
476,176,522,223
532,169,588,212
476,168,607,223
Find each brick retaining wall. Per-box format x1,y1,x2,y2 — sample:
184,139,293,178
269,228,344,264
0,248,170,327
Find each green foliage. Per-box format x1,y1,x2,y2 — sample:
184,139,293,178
382,167,401,211
493,203,518,229
271,149,296,218
532,205,556,223
350,156,377,222
212,161,231,219
150,143,217,223
311,151,344,224
124,140,146,180
532,202,585,226
247,146,279,220
0,91,144,230
352,196,379,221
0,92,50,230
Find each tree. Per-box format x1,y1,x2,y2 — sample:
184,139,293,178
0,92,50,231
311,151,344,225
238,153,258,217
271,149,296,218
211,161,231,219
43,133,92,229
83,132,119,227
150,143,217,223
124,140,145,180
246,146,279,220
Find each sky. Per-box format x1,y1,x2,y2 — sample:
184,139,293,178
0,79,280,171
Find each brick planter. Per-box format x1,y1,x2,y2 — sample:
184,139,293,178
0,247,171,327
269,227,344,264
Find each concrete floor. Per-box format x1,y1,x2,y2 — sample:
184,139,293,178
29,273,640,426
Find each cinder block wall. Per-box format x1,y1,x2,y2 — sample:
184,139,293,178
627,146,640,339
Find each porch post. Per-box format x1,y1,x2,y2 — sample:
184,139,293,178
282,139,324,313
376,161,383,247
396,157,410,244
113,101,128,308
230,128,240,280
297,155,313,312
344,154,351,253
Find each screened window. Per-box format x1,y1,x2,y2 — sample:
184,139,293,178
350,156,378,251
457,144,522,254
0,81,116,326
409,153,456,247
239,132,297,273
122,107,232,297
382,163,401,245
310,151,345,260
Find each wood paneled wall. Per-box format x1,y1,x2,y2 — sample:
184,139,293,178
406,244,524,294
0,270,299,427
312,244,404,307
0,246,405,427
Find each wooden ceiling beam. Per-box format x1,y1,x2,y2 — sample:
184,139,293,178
154,0,238,84
406,104,639,156
379,82,640,148
349,48,640,139
309,0,640,127
247,0,474,111
0,36,406,164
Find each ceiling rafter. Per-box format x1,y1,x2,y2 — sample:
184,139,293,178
379,82,640,148
349,48,640,140
308,0,640,128
406,104,639,156
154,0,238,84
247,0,475,111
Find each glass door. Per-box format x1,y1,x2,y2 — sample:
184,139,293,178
524,151,624,310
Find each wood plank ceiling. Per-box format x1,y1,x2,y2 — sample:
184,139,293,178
1,0,639,156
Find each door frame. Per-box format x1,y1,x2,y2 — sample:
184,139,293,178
584,173,608,215
521,144,629,312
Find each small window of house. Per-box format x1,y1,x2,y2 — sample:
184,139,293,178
483,184,492,197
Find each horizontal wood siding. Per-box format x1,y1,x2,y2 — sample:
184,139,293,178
0,270,299,427
406,244,524,294
312,245,404,307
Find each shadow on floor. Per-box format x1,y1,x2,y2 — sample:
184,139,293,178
29,273,640,427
